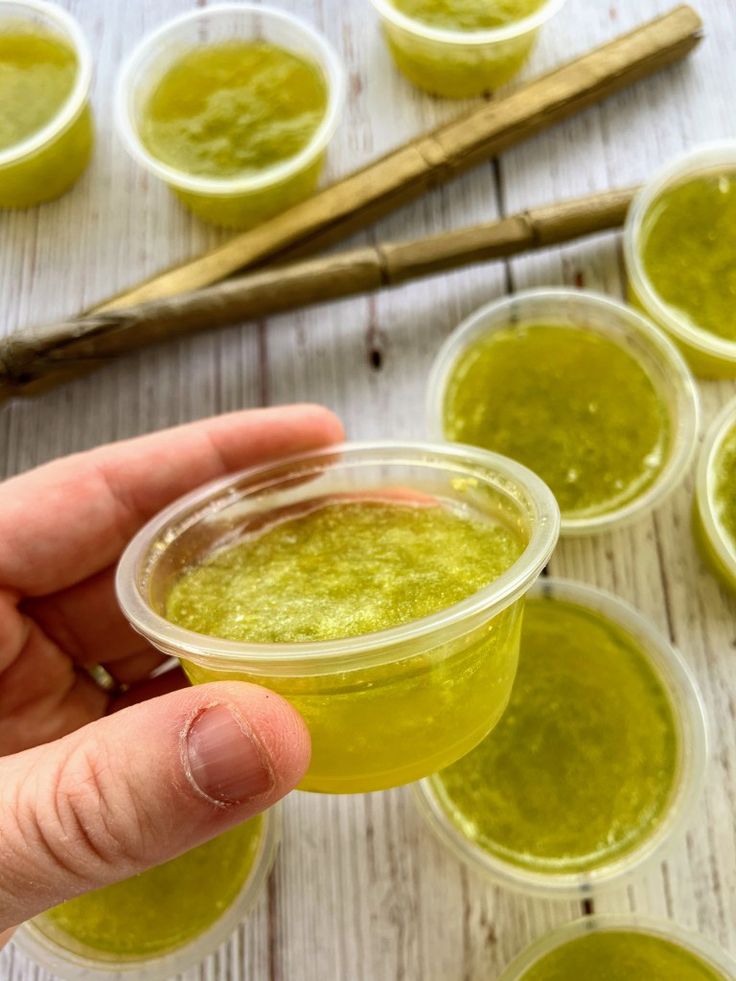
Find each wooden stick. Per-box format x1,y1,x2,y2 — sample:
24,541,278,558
0,187,634,397
90,5,701,314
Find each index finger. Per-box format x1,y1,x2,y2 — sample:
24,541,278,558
0,404,344,596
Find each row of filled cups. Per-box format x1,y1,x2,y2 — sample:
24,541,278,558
4,4,736,377
16,811,736,979
1,0,563,216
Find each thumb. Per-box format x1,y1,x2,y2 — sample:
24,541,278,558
0,682,310,931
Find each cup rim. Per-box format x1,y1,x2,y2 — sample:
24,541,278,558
497,914,736,979
414,577,709,901
115,440,560,672
425,287,701,536
624,140,736,362
114,2,345,196
14,808,280,980
695,395,736,581
0,0,92,168
367,0,567,46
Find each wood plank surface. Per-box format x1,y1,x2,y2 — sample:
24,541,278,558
1,1,734,979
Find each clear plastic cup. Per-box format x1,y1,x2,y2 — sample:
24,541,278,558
426,288,700,536
116,441,560,795
624,142,736,378
115,3,345,229
368,0,567,98
13,808,280,981
694,395,736,592
0,0,93,208
498,915,736,980
415,578,709,901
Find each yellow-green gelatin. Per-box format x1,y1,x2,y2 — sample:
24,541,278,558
141,41,327,178
641,173,736,344
137,40,329,228
442,324,670,522
166,498,527,794
694,406,736,592
713,423,736,551
0,31,76,150
428,596,678,876
627,153,736,378
36,818,263,958
391,0,546,31
516,930,729,981
0,26,92,207
376,0,553,98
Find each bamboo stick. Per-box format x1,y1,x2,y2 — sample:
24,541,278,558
0,187,634,397
90,5,702,314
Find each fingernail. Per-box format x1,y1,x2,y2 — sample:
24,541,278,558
185,705,274,804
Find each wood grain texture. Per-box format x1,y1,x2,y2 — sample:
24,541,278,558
1,1,734,979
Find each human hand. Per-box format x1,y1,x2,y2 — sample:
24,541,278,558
0,405,343,934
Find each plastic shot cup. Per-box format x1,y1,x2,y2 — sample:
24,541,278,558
0,0,93,208
14,808,280,981
427,288,700,536
415,578,709,901
115,3,345,229
694,395,736,592
625,142,736,378
367,0,567,98
498,915,736,980
116,441,559,795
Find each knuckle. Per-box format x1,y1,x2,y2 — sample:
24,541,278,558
24,741,147,886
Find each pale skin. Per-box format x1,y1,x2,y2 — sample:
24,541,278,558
0,404,344,942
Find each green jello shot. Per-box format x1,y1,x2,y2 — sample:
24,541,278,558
500,918,736,981
167,498,527,794
626,142,736,377
715,426,736,549
518,933,727,981
116,4,344,228
368,0,566,98
17,814,278,980
138,42,327,182
0,29,77,152
0,0,93,208
116,443,559,795
641,174,736,345
694,395,736,592
416,579,707,899
443,326,668,517
428,289,699,535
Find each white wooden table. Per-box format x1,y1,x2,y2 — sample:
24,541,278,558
2,1,735,978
